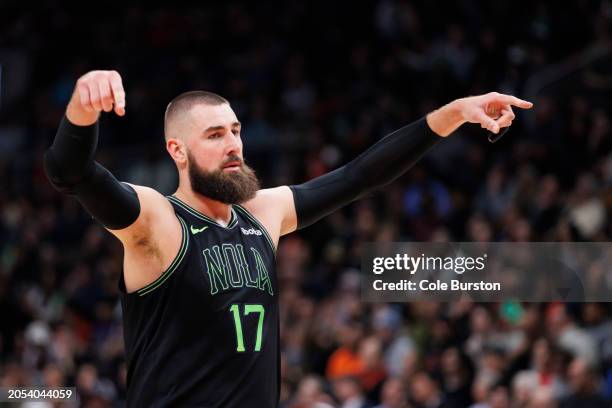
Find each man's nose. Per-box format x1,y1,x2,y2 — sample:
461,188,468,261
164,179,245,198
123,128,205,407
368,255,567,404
224,132,241,155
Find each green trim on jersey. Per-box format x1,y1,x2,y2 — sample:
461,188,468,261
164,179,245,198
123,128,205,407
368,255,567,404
137,215,190,296
167,195,239,229
233,205,276,255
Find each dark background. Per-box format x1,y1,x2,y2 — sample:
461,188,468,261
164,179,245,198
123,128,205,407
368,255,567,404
1,1,611,407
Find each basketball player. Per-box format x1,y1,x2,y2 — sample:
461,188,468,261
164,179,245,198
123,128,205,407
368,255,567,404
43,70,532,407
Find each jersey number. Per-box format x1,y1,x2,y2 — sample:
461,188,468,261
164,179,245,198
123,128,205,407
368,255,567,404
229,304,265,352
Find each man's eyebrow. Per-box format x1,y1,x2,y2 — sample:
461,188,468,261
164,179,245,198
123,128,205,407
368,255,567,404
204,122,242,133
204,125,225,133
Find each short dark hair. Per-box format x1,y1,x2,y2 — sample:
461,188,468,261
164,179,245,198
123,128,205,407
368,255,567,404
164,91,229,139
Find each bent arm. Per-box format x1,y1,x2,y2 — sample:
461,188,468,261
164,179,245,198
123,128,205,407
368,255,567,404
44,70,140,230
43,70,185,293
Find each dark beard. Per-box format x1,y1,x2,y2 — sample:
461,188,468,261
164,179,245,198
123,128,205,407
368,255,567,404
188,153,260,204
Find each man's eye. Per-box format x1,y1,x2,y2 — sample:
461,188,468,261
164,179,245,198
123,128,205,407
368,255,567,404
232,129,240,136
209,133,221,139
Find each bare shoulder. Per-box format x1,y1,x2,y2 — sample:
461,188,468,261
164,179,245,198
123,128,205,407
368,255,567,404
242,186,297,241
106,184,183,293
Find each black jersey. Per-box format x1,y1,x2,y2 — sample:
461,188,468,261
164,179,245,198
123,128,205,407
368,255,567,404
119,195,279,408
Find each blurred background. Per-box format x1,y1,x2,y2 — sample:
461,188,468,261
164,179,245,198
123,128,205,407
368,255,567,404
1,1,612,407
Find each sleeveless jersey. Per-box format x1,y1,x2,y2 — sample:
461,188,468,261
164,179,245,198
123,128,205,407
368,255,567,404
119,195,279,407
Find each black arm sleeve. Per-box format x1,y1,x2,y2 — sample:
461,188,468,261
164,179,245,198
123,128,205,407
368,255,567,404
43,115,140,230
289,117,441,229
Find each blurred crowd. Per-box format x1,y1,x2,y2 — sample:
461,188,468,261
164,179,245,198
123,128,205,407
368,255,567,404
1,1,612,407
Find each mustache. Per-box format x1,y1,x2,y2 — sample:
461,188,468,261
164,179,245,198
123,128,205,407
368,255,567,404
221,155,244,167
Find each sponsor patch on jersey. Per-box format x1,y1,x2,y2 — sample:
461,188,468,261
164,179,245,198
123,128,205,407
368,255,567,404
241,227,262,236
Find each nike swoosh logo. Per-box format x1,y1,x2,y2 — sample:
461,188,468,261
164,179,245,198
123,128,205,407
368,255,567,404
190,225,209,235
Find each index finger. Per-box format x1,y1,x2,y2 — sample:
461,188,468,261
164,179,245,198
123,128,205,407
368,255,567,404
109,71,126,116
495,94,533,109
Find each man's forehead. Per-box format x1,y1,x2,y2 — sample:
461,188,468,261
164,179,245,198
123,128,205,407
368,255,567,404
189,103,239,128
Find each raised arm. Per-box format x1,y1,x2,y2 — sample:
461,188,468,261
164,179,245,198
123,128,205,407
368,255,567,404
43,70,182,293
43,70,141,230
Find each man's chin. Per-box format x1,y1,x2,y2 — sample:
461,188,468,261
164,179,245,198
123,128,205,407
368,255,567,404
189,160,260,204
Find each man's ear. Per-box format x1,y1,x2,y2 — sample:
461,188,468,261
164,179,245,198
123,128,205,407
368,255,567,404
166,138,187,164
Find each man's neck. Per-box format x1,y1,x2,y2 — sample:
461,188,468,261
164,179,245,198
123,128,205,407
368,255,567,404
173,186,233,227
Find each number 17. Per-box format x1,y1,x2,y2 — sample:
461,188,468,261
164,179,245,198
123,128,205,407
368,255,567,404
229,304,265,352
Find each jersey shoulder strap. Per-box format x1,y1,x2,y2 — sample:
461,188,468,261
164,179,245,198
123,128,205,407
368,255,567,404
233,204,277,255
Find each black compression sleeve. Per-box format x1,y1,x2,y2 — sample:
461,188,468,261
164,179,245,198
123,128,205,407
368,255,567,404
43,115,140,230
45,115,99,187
289,117,441,229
